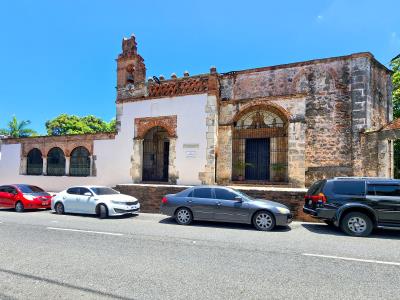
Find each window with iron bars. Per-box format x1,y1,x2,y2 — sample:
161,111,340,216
70,146,91,177
47,147,66,176
232,110,288,183
27,148,43,175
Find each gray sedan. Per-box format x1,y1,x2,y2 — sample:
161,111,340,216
160,186,292,231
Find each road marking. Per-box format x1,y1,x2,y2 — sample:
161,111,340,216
303,253,400,266
47,227,123,236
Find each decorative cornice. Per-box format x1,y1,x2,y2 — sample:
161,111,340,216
2,133,116,145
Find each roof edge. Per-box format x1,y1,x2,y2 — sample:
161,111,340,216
222,52,391,76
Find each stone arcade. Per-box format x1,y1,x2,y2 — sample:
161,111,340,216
0,35,395,195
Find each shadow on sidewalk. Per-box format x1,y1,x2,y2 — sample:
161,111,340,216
159,216,291,232
302,223,400,240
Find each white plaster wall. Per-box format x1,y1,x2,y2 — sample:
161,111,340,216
0,93,209,191
0,143,100,191
113,93,209,185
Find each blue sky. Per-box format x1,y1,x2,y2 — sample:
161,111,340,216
0,0,399,134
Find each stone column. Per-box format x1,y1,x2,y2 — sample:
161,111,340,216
287,121,306,188
42,157,47,175
200,94,218,185
216,126,232,184
65,156,70,176
89,155,94,176
20,157,27,175
131,139,143,183
377,140,390,178
168,137,178,184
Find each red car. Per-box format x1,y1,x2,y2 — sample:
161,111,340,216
0,184,52,212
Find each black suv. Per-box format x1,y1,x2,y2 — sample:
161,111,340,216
303,177,400,237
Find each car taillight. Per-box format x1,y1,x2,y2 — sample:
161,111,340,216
162,197,168,204
305,193,327,203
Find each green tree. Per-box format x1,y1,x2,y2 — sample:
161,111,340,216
0,116,37,138
391,56,400,178
392,55,400,118
45,114,116,136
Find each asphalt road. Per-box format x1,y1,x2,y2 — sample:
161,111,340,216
0,209,399,300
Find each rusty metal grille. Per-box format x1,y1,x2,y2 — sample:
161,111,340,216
70,147,91,177
232,126,288,183
142,127,169,182
47,147,66,176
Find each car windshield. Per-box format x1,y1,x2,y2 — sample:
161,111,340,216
90,187,119,195
232,189,254,200
16,185,44,194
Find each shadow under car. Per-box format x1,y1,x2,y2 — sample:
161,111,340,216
159,216,291,232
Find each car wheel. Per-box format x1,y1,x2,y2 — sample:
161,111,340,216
253,211,275,231
98,204,108,219
55,202,65,215
15,201,24,213
175,207,193,225
340,212,373,237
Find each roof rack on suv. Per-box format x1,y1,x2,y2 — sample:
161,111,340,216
333,176,392,180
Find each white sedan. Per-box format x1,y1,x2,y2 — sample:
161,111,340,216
51,186,140,218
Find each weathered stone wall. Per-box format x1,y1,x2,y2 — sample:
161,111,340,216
362,127,400,178
369,60,392,129
217,53,392,187
114,184,313,221
216,126,232,184
199,94,218,184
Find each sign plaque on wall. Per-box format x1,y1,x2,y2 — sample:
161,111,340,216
183,144,199,159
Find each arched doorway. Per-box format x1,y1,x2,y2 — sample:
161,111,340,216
47,147,66,176
70,146,91,177
142,126,170,182
27,148,43,175
232,107,288,182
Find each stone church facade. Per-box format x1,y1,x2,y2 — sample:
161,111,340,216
0,35,394,191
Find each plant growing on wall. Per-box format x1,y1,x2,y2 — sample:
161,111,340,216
271,162,287,171
271,162,287,182
233,160,254,180
0,116,37,138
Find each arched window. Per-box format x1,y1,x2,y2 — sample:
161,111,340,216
232,107,288,183
70,146,91,177
27,148,43,175
47,147,65,176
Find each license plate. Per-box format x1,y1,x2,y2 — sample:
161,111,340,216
130,205,137,210
308,200,312,205
42,202,48,206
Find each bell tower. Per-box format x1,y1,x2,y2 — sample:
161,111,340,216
116,34,146,99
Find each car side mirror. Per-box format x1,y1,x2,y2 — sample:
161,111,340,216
84,192,92,197
234,196,243,202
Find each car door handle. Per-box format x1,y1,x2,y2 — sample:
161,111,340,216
216,202,222,206
187,200,193,203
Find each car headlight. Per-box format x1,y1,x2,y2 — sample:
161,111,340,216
24,195,35,201
276,207,290,214
111,200,126,205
